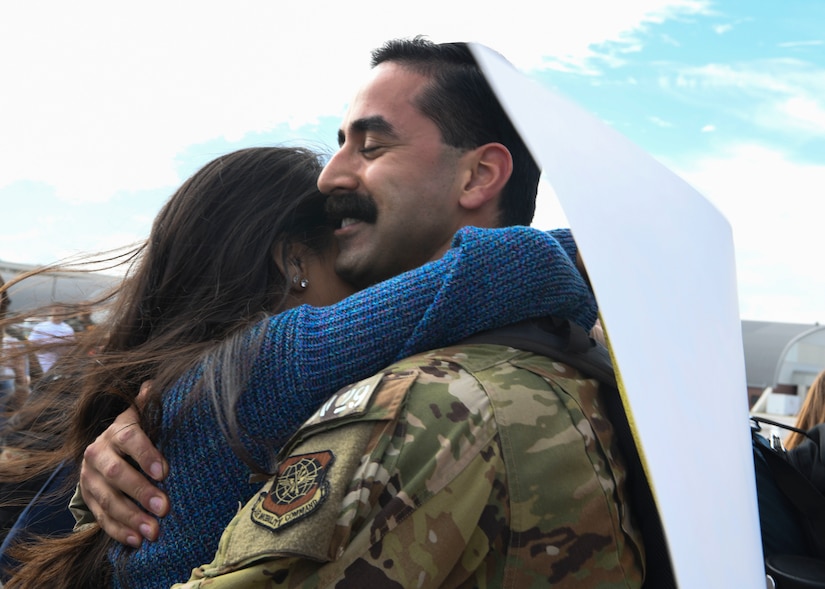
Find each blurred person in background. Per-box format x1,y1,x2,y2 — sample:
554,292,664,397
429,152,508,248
0,278,28,418
27,308,75,375
784,369,825,451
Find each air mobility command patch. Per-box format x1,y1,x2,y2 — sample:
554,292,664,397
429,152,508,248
251,450,335,531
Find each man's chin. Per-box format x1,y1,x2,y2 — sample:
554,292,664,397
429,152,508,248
334,259,369,289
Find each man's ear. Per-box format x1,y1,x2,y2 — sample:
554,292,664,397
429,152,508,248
458,143,513,210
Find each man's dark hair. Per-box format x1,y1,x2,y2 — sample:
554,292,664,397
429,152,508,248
371,37,539,226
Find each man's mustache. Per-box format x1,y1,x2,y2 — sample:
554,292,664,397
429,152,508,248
324,193,378,225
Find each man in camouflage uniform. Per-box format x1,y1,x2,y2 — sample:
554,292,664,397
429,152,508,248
173,37,644,586
79,38,647,587
175,343,644,588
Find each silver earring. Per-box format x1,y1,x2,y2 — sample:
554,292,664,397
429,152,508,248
299,278,309,289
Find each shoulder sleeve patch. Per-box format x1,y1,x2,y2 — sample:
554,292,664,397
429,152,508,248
251,450,335,532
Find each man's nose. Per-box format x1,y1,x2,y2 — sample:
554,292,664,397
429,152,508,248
318,150,359,195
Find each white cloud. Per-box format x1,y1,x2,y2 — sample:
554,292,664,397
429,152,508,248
0,0,711,206
669,143,825,323
701,124,716,132
534,136,825,324
0,0,717,273
660,33,682,47
778,40,824,48
775,96,825,132
650,116,674,127
662,60,825,137
528,0,710,74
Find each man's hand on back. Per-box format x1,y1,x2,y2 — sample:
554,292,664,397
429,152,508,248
80,404,169,547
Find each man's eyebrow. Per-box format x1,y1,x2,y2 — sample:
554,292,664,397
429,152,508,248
337,116,398,147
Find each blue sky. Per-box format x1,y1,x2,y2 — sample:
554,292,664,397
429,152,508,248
1,0,822,323
547,0,825,165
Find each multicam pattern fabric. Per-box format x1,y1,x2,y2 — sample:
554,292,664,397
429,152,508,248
174,344,645,588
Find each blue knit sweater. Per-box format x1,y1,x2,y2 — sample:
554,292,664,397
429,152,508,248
110,226,596,588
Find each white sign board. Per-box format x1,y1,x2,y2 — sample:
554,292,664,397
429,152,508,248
470,44,764,588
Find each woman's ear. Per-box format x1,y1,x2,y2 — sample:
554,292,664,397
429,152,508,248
458,143,513,210
271,242,288,277
272,242,308,292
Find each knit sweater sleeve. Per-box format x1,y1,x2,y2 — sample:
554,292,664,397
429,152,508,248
236,225,596,450
549,227,579,262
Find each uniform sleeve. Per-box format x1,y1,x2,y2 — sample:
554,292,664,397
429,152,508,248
236,225,597,448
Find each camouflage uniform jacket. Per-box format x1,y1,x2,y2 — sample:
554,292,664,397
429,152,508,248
174,344,646,588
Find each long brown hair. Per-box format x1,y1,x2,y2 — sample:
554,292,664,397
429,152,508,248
785,369,825,450
0,146,336,587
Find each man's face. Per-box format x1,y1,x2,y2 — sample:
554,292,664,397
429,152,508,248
318,62,472,288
